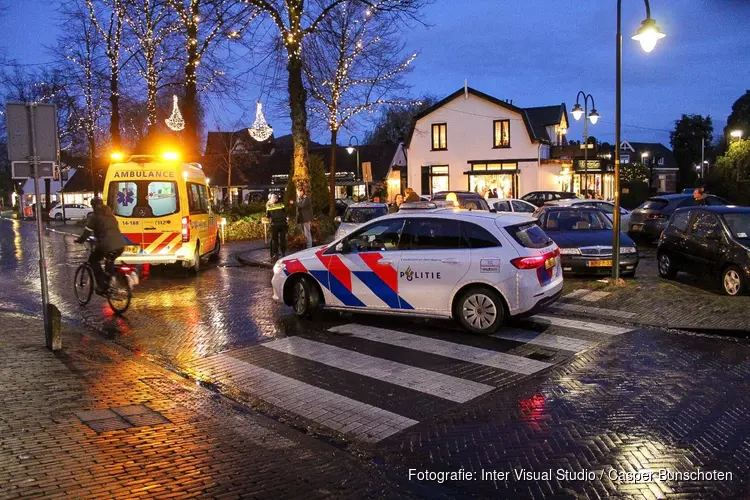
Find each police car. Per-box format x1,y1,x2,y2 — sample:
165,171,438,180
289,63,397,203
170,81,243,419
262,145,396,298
271,203,563,334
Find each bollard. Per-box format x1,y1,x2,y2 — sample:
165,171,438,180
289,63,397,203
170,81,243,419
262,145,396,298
46,303,62,351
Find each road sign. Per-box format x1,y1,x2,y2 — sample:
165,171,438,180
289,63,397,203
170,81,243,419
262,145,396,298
6,103,59,163
11,161,55,179
362,161,372,183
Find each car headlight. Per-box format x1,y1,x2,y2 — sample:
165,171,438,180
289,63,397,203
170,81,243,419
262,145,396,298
273,260,286,274
559,248,581,255
620,246,637,254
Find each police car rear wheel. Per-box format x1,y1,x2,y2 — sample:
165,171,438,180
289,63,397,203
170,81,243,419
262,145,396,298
455,287,504,334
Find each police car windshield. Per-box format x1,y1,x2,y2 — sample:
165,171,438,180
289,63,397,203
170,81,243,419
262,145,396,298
344,206,388,223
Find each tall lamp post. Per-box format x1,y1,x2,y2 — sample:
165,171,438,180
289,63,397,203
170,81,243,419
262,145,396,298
571,92,600,198
641,151,651,192
612,0,666,280
346,136,361,199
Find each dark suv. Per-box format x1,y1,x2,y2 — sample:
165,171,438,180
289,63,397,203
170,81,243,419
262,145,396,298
657,206,750,296
430,191,491,210
521,191,578,207
628,193,729,240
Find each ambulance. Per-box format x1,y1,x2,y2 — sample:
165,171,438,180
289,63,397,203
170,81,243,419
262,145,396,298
103,151,220,272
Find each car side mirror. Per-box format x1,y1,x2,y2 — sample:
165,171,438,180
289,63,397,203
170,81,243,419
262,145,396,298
334,216,342,224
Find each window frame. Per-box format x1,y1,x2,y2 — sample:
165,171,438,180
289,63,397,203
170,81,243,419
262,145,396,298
492,119,511,148
398,217,464,251
431,123,448,151
337,217,406,254
670,210,691,233
461,221,501,248
689,211,722,239
187,182,207,215
420,165,450,195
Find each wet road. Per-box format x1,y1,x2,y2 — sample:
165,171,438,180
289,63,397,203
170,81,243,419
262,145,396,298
2,218,749,499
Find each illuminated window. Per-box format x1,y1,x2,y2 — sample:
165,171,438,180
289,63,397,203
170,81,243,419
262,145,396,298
431,123,447,150
421,165,449,195
493,120,510,148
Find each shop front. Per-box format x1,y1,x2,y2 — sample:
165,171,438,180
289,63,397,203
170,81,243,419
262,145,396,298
572,158,614,200
465,162,519,199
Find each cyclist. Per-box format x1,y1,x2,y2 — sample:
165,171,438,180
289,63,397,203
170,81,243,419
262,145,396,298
75,198,126,293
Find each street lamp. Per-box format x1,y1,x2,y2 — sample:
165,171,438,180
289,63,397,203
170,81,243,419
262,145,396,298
730,129,744,141
572,91,599,198
641,152,652,192
612,0,666,281
347,136,361,198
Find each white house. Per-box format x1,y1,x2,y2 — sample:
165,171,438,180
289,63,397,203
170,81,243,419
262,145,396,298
404,86,568,198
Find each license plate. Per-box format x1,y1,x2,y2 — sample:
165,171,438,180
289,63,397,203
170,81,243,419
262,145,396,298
124,245,140,254
631,224,643,231
587,259,612,267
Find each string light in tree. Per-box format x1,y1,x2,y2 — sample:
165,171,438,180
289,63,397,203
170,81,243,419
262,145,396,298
248,101,273,141
165,95,185,131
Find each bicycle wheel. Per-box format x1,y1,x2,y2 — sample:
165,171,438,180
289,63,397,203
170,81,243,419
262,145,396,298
107,273,132,315
74,264,94,306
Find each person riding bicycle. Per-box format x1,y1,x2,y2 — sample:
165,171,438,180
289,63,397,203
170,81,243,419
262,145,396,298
75,198,126,293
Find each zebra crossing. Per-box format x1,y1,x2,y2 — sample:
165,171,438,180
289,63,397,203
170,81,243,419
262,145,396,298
188,315,636,444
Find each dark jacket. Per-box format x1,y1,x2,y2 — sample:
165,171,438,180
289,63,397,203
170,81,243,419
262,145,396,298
296,195,313,223
266,202,288,227
405,192,420,203
78,205,125,253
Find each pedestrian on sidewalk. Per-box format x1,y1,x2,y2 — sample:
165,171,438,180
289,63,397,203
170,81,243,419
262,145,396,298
291,186,313,248
266,194,288,260
404,187,420,203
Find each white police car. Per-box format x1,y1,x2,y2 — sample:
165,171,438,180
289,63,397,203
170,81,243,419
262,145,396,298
272,203,563,334
334,202,389,240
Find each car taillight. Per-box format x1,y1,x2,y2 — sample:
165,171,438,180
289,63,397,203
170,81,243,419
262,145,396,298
511,248,560,269
182,216,190,242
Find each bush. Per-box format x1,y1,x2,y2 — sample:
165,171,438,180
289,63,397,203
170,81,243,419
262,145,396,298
223,217,266,242
219,202,267,222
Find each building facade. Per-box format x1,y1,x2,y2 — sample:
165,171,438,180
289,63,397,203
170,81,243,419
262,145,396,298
404,87,568,198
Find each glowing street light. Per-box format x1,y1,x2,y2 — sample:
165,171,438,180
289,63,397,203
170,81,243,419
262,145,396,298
631,18,666,53
572,91,599,198
730,129,744,140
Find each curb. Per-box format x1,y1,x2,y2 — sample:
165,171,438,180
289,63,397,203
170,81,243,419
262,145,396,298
236,250,274,269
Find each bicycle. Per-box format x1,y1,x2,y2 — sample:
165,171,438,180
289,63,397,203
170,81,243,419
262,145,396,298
74,239,138,315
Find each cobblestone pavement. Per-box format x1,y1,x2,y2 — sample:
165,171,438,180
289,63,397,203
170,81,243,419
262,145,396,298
2,219,749,499
0,312,407,499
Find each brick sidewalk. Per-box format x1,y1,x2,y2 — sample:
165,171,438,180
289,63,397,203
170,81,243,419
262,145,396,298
0,312,408,499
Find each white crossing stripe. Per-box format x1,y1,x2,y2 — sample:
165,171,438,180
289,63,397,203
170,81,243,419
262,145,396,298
549,302,636,319
328,324,552,375
492,329,595,353
264,337,493,403
564,289,592,299
580,291,611,302
524,315,633,336
193,354,417,442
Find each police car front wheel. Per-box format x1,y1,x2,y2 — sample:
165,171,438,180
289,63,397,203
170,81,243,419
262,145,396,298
455,287,505,335
291,276,321,318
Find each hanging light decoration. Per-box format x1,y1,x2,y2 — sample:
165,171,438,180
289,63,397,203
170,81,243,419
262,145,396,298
248,101,273,141
165,95,185,131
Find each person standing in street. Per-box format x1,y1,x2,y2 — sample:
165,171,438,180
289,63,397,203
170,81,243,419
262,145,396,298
390,193,404,213
266,194,288,260
694,185,708,206
404,187,420,203
292,186,313,248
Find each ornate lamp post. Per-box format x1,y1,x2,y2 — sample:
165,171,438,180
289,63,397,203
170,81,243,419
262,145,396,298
612,0,666,280
571,92,599,198
346,136,361,199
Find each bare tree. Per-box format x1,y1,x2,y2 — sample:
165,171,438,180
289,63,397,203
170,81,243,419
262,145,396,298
240,0,429,193
168,0,256,156
304,2,416,208
122,0,178,135
86,0,132,149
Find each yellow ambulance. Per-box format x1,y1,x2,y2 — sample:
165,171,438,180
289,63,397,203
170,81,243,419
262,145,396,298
103,151,220,272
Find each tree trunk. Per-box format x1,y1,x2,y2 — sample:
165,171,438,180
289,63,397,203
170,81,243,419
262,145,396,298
329,128,337,215
89,133,96,195
227,151,232,208
287,52,310,193
110,64,121,149
183,4,200,158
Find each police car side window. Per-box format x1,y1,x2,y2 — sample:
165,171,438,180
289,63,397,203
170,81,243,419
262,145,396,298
346,218,404,252
461,222,501,248
400,218,462,250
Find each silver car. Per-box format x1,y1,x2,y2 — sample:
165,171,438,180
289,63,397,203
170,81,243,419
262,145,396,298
334,202,389,240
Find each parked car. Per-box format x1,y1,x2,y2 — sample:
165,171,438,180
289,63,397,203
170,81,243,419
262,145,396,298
430,191,491,210
272,209,563,334
521,191,579,207
657,206,750,296
533,205,639,277
334,202,389,240
334,198,355,217
682,188,699,194
545,199,632,228
488,198,537,215
628,193,730,241
48,203,93,221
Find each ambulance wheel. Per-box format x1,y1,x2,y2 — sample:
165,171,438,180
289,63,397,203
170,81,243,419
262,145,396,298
190,246,201,274
454,286,505,335
291,276,320,318
209,233,221,261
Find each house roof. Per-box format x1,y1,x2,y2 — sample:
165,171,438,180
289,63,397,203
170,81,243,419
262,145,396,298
405,87,541,147
524,104,568,142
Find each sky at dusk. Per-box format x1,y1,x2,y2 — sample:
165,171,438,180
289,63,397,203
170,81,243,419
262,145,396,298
1,0,749,147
